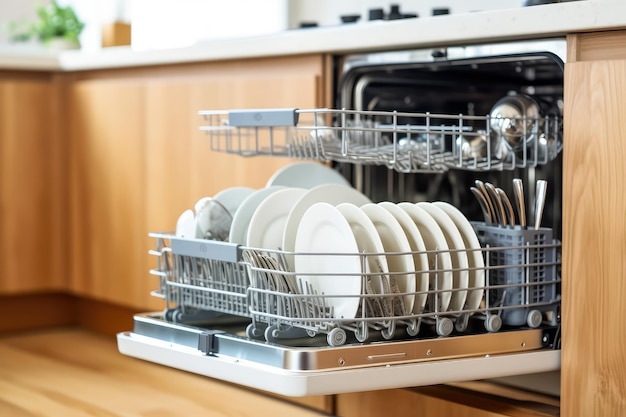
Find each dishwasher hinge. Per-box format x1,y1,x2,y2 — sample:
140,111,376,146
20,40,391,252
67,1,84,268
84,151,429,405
198,330,224,355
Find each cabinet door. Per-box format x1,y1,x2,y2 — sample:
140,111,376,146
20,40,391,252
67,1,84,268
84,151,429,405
69,55,329,310
67,79,146,307
0,76,66,293
562,32,626,417
336,385,559,417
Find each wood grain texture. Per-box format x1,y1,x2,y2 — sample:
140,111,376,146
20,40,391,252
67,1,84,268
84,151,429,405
336,385,558,417
0,77,67,293
562,34,626,417
0,328,332,417
68,55,328,310
567,31,626,62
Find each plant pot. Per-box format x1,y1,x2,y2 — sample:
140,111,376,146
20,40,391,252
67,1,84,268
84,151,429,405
45,38,80,50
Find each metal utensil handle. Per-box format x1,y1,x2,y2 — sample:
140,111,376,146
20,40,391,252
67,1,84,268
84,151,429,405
485,182,507,227
497,188,516,228
475,180,496,226
512,178,526,228
470,186,493,224
534,180,548,230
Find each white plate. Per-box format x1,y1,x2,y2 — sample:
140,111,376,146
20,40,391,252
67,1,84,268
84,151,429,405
213,186,255,216
398,203,453,312
336,203,391,317
294,202,362,319
266,161,350,189
360,203,416,315
228,186,286,244
246,188,307,250
175,209,196,239
416,202,470,312
432,201,485,311
378,202,430,314
282,184,371,269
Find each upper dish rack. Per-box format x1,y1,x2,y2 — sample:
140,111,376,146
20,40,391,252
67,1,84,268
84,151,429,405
199,108,562,173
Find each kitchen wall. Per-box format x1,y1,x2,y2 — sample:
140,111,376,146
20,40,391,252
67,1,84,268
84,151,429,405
0,0,525,50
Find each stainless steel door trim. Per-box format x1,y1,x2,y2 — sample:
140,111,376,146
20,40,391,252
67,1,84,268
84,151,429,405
117,329,560,397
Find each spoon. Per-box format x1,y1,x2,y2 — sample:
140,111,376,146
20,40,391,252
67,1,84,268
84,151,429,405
534,180,548,230
512,178,526,228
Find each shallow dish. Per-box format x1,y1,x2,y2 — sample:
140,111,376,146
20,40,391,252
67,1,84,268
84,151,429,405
266,161,350,189
294,202,362,319
336,203,391,318
282,184,371,270
416,202,470,312
213,186,256,217
229,186,286,244
378,202,430,314
398,203,453,312
361,203,416,315
246,188,307,250
432,201,485,311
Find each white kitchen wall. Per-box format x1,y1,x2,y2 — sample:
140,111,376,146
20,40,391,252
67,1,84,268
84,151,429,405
1,0,526,49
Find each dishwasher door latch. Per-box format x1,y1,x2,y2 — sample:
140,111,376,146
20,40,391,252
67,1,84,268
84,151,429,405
198,330,223,355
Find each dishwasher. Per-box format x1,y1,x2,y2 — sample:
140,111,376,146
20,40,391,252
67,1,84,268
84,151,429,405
117,38,564,397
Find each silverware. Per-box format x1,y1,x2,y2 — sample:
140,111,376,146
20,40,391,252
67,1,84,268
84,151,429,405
470,186,493,224
512,178,526,228
485,182,507,227
496,188,516,228
534,180,548,230
475,180,496,225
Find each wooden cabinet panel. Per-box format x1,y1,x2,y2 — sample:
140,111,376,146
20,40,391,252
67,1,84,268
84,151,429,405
562,32,626,417
336,385,558,417
68,55,328,311
0,76,66,293
67,79,147,307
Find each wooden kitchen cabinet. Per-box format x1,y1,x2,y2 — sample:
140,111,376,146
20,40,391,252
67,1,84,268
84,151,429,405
562,31,626,417
0,73,67,294
335,385,559,417
67,54,331,311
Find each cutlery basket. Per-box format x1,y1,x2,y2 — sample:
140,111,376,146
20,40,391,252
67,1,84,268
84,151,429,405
473,223,560,327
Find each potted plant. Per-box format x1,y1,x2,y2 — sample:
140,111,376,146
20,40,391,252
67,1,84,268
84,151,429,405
8,1,84,49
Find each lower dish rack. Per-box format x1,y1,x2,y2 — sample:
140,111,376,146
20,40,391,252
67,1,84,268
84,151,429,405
148,223,560,346
118,224,561,396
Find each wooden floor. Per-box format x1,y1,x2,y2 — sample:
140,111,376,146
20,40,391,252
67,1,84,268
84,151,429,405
0,327,331,417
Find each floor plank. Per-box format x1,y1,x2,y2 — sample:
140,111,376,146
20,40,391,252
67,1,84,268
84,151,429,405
0,328,331,417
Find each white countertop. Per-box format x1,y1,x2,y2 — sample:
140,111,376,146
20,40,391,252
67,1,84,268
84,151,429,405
1,0,625,72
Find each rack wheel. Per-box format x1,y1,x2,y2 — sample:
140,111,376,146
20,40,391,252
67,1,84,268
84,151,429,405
306,329,317,338
327,328,347,347
164,309,177,322
485,314,502,333
436,318,454,336
246,323,264,339
527,310,543,328
264,325,280,342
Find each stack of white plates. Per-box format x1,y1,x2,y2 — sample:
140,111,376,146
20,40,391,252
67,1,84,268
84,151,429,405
293,200,485,319
173,161,352,243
